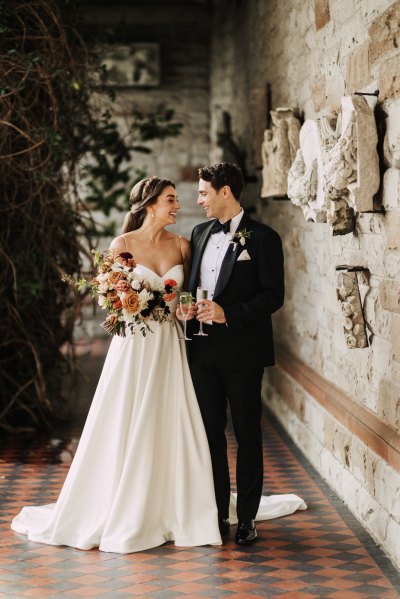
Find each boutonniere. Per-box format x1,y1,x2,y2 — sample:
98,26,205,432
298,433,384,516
229,228,252,250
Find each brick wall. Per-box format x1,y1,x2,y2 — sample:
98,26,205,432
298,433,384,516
210,0,400,568
83,2,211,238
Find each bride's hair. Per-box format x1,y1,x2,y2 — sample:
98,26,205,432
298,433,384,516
122,176,175,233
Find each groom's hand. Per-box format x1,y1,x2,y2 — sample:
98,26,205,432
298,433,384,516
196,299,226,324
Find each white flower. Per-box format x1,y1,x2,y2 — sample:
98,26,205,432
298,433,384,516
138,289,154,310
111,263,124,271
96,273,109,282
98,295,106,307
131,278,141,290
98,282,108,294
229,228,252,248
122,308,135,323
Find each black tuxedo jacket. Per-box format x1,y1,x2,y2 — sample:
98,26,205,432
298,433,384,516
188,211,284,369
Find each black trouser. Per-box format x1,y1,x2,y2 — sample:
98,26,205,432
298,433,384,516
189,336,264,522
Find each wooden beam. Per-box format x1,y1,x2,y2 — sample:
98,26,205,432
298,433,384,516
275,347,400,473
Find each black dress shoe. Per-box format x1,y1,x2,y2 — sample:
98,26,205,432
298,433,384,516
218,518,230,536
235,519,257,545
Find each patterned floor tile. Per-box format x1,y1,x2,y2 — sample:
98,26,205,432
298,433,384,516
1,347,399,598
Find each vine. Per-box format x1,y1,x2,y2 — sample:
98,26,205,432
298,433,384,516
0,0,182,431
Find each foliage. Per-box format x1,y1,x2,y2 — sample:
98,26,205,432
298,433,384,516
81,105,183,219
0,0,182,431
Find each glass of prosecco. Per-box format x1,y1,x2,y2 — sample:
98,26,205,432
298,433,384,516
194,287,209,336
179,291,194,341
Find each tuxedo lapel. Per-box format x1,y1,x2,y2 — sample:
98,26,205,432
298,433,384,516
214,212,252,299
188,220,214,294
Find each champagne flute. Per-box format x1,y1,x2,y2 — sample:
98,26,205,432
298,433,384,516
179,291,193,341
194,287,209,336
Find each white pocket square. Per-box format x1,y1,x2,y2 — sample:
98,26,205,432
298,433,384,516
237,249,251,261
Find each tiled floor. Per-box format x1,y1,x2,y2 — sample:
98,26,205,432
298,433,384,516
1,340,400,598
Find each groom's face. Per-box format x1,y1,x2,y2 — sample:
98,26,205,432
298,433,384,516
197,179,225,220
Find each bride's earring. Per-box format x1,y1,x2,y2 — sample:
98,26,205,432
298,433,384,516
151,210,155,218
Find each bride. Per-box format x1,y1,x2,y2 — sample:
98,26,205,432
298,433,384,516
11,176,305,554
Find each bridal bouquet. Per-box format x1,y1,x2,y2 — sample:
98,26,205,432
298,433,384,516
64,250,179,337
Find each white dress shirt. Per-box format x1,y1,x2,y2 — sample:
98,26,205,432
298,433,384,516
199,209,244,303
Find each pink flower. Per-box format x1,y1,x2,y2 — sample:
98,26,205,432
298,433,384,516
115,280,131,292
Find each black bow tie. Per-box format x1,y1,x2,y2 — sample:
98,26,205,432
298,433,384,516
211,219,231,235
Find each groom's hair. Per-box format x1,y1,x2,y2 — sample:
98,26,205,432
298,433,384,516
199,162,244,201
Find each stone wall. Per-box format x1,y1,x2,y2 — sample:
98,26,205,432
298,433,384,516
83,1,210,238
210,0,400,568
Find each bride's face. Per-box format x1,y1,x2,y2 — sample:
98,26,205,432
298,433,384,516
152,185,180,225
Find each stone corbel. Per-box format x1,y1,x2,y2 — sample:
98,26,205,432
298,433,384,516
336,267,370,349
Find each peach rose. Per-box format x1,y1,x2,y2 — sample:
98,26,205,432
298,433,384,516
107,290,119,301
98,261,113,273
122,291,140,313
108,271,125,285
115,279,131,292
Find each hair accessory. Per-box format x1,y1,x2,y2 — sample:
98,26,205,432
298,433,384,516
130,176,159,214
143,175,158,197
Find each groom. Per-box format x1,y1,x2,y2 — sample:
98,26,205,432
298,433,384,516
186,162,284,545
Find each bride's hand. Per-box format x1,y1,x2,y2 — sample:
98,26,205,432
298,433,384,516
176,303,196,321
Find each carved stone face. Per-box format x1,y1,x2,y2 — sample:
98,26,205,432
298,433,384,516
264,130,273,142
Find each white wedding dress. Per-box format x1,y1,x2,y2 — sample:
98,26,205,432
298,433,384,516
12,264,306,553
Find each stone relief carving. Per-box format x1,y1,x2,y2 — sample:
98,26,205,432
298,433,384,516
336,269,369,349
269,111,291,196
318,112,355,235
287,120,328,222
341,95,379,212
261,129,276,198
261,107,301,198
320,95,379,234
384,98,400,169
